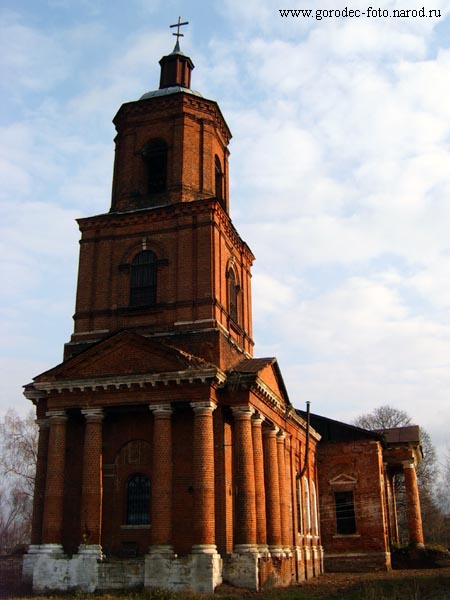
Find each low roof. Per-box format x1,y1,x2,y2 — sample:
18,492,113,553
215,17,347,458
378,425,421,444
296,410,385,445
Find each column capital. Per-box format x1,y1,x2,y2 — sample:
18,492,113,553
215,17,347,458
277,429,286,441
36,418,50,431
402,461,416,469
149,403,173,416
231,405,255,420
251,412,265,426
81,408,104,421
263,424,279,437
190,401,217,415
46,410,67,423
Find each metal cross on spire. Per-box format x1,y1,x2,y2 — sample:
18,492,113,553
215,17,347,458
170,16,189,43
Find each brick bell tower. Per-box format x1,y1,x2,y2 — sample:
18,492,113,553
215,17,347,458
64,30,254,368
24,21,322,595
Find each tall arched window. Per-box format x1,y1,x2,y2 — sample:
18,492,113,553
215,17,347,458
304,477,311,534
215,155,223,205
228,268,239,323
296,476,304,534
142,139,167,194
130,250,157,307
126,474,150,525
311,480,319,535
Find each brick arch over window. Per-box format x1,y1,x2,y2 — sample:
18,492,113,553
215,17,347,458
130,250,157,307
142,138,167,194
116,439,152,466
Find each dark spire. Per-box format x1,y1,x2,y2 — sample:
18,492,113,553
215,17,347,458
159,17,194,89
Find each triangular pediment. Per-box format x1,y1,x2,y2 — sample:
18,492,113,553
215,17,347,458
329,473,358,486
229,357,290,407
34,331,203,382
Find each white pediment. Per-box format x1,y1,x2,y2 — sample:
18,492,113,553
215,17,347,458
329,473,358,485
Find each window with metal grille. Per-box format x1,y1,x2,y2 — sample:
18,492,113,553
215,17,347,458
126,474,150,525
334,490,356,534
130,250,157,307
142,139,167,194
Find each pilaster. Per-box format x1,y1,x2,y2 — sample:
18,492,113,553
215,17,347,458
403,462,425,548
41,410,68,552
30,418,50,546
277,430,290,555
232,406,258,554
263,425,282,557
79,408,104,557
190,401,217,553
251,413,268,555
149,403,174,555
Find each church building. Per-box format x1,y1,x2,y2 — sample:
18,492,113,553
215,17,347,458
22,23,425,593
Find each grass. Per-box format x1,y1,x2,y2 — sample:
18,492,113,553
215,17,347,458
7,578,450,600
5,568,450,600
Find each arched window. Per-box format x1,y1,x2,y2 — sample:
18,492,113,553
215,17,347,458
228,268,239,323
304,477,311,534
311,480,319,535
126,474,150,525
215,155,223,205
296,476,304,534
142,139,167,194
130,250,157,307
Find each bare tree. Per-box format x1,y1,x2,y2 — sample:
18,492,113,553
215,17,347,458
354,404,412,431
0,409,38,553
353,404,437,487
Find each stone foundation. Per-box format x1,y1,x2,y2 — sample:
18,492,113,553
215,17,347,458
25,546,323,593
32,553,99,593
144,551,222,593
222,553,259,590
324,551,391,572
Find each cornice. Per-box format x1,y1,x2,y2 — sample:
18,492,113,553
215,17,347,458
77,197,217,231
25,367,226,396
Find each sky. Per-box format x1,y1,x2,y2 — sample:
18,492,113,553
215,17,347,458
1,0,449,461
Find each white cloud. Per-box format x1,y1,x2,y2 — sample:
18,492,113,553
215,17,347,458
2,2,449,461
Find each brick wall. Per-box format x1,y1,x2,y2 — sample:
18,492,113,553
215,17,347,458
317,440,391,571
0,556,27,598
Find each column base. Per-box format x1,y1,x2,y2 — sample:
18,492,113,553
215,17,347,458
191,544,218,554
145,549,222,593
409,542,425,550
258,544,270,557
148,544,174,557
78,544,103,559
38,543,65,556
234,543,259,554
269,545,284,558
23,547,43,584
